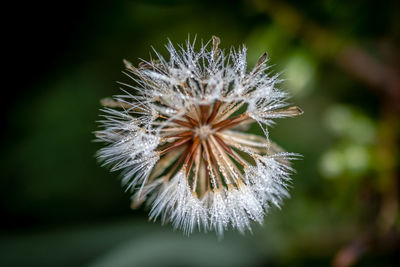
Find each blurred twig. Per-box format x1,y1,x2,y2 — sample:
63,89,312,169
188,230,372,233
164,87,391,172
251,0,400,113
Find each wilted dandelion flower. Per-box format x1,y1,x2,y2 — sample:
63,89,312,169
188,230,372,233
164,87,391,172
95,36,303,236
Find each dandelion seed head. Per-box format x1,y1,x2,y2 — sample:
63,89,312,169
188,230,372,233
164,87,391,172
95,36,303,236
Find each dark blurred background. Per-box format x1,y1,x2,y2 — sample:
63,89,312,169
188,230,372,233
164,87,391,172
1,0,399,266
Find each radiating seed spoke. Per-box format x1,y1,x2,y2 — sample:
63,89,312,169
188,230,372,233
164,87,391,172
207,100,221,123
172,119,194,128
184,137,200,167
158,136,192,155
200,105,211,124
213,134,246,167
184,115,199,127
163,131,193,139
211,113,249,130
164,145,191,181
205,140,224,187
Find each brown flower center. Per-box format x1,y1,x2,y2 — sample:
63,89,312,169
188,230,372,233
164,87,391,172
154,100,249,196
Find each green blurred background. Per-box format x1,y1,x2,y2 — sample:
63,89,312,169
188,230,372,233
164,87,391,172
2,0,399,266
